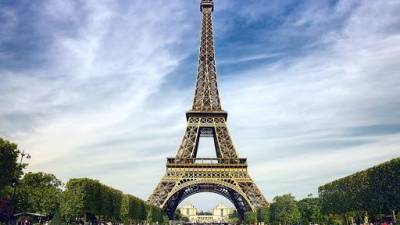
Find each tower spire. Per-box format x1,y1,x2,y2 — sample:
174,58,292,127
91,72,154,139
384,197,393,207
191,0,222,113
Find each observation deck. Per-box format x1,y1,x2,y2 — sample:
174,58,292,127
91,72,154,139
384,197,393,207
166,157,248,169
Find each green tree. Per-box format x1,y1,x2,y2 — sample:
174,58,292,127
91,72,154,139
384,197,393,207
174,210,187,221
270,194,301,225
120,195,130,224
49,210,67,225
147,205,165,224
319,157,400,221
257,207,270,224
138,200,147,221
131,197,144,222
297,197,322,225
15,172,62,215
244,211,257,224
229,210,240,224
59,178,166,224
367,158,400,218
60,178,153,224
0,138,25,194
60,179,87,222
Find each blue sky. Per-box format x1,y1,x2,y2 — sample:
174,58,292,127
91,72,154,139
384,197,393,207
1,0,400,211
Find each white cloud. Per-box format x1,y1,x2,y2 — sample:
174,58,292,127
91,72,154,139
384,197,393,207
0,0,399,207
221,0,400,200
0,0,196,198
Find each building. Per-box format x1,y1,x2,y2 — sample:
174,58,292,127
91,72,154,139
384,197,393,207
180,204,198,218
178,203,235,223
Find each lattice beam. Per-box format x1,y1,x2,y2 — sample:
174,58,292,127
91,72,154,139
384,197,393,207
192,0,221,112
147,0,268,219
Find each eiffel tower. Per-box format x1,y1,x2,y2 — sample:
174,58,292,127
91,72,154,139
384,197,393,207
147,0,268,219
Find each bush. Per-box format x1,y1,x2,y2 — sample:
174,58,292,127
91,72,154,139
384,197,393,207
319,158,400,217
60,178,166,224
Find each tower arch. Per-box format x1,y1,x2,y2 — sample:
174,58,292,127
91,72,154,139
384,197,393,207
162,180,253,219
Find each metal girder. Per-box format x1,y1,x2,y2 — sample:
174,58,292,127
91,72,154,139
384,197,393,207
147,0,268,219
148,162,268,219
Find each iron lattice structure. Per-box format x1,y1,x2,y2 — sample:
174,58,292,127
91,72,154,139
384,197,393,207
147,0,268,219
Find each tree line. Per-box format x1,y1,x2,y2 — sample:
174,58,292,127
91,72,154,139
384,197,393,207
0,137,166,225
244,194,322,225
58,178,166,224
244,158,400,225
319,157,400,224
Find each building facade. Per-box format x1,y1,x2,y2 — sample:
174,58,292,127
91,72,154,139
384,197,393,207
179,203,235,223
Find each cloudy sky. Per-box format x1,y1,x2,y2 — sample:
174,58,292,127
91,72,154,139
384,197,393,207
1,0,400,210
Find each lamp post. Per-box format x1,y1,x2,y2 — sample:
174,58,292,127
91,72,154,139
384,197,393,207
9,150,30,225
12,150,30,200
